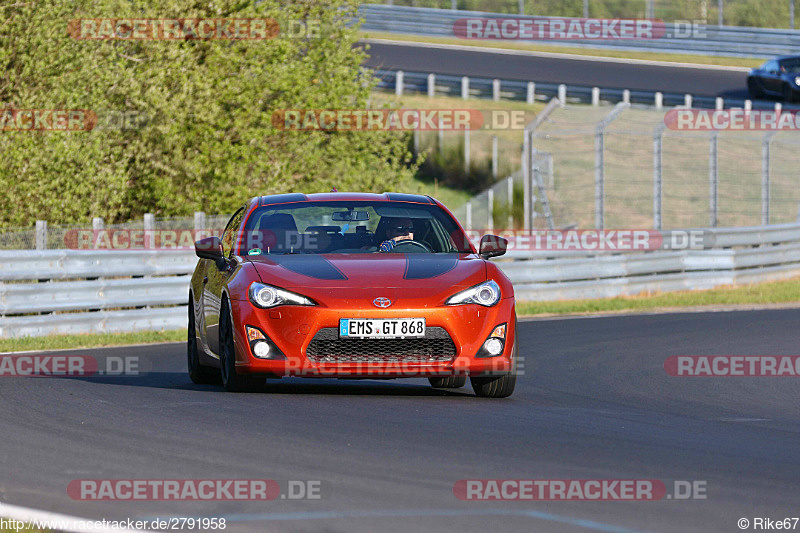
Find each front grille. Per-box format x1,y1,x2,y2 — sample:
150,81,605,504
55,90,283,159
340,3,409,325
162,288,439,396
306,327,457,363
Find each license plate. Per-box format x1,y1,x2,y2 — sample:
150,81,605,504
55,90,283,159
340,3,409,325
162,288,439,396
339,318,426,339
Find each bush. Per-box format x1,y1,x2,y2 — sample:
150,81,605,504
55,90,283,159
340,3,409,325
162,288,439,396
0,0,418,227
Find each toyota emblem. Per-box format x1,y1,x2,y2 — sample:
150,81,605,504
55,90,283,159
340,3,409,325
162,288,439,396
373,297,392,308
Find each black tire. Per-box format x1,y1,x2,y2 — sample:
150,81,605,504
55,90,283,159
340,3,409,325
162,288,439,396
747,78,764,99
429,376,467,389
470,331,518,398
783,83,797,103
188,296,219,385
219,301,265,392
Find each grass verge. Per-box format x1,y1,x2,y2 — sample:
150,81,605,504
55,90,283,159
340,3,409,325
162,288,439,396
516,276,800,316
360,31,760,69
0,330,184,354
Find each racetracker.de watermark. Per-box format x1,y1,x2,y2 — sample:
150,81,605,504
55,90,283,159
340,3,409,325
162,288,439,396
68,479,323,500
452,18,710,40
665,109,800,131
460,229,714,251
271,109,530,131
0,355,140,377
0,109,97,131
67,18,320,40
665,356,800,376
454,479,707,500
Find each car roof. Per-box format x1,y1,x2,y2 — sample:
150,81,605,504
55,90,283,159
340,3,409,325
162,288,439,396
254,192,436,206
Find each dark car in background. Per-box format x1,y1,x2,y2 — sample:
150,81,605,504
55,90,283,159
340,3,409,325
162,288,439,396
747,55,800,102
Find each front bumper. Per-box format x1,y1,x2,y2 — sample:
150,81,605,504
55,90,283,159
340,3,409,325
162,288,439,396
229,297,516,378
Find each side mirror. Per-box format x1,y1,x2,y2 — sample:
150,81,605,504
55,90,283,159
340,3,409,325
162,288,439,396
195,236,223,260
479,235,508,259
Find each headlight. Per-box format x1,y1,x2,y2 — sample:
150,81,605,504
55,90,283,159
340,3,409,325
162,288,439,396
795,76,800,86
248,282,315,308
445,280,501,307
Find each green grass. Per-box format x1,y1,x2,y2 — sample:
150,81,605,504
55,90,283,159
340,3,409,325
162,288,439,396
361,31,760,69
516,276,800,316
0,329,184,354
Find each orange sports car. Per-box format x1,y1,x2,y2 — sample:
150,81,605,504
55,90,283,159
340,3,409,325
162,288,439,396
188,192,517,397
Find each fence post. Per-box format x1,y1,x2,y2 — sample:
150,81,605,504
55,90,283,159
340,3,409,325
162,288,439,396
775,102,782,114
492,79,501,101
427,73,435,98
716,97,724,110
461,76,469,100
413,129,419,155
762,133,775,225
395,70,404,97
623,89,630,104
653,123,665,230
507,176,514,229
709,132,718,227
518,0,524,15
35,220,47,250
655,92,663,110
465,201,473,230
684,94,692,108
592,87,600,106
523,130,531,230
92,217,104,231
487,188,494,231
464,129,470,174
593,102,629,230
491,135,498,179
451,0,457,9
745,99,752,111
527,82,535,104
595,125,605,230
558,84,566,106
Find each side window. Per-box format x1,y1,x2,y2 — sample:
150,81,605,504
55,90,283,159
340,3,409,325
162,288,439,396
221,207,245,257
765,61,778,73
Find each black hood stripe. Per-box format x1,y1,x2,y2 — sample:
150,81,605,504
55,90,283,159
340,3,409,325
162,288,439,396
270,255,348,280
404,255,459,280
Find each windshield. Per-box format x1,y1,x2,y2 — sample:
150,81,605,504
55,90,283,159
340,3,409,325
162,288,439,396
237,201,472,255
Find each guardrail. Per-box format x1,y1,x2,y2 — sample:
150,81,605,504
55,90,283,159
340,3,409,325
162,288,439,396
359,4,800,58
374,69,800,111
3,222,800,337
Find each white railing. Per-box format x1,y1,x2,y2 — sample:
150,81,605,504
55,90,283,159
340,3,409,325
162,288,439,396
3,222,800,337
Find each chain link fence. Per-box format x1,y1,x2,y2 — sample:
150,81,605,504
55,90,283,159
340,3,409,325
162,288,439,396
458,102,800,231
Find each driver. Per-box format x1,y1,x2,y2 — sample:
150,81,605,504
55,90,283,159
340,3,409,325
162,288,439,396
378,218,414,252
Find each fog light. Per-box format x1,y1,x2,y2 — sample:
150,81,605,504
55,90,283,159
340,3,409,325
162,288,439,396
483,338,503,356
253,341,270,358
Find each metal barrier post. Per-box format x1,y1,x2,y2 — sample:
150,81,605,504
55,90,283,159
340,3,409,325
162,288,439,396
35,220,47,250
395,70,404,97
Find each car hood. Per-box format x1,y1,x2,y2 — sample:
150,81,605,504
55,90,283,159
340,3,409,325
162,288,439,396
249,253,486,290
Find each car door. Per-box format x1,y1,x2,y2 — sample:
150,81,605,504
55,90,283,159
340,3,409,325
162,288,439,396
202,206,245,356
762,61,782,93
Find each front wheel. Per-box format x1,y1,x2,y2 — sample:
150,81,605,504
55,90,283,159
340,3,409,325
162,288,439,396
470,332,518,398
219,302,265,392
429,376,467,389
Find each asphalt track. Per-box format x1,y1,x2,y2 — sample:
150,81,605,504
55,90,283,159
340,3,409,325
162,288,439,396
2,308,800,532
362,41,752,99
